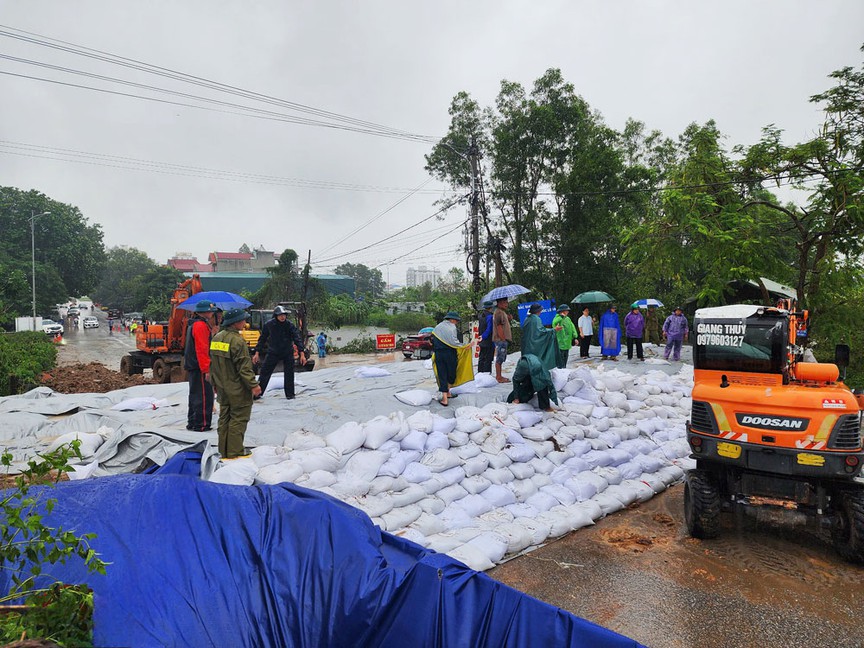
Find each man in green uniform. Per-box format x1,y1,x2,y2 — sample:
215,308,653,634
210,308,262,459
644,305,661,346
552,303,578,369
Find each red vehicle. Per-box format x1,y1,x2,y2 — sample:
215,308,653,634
401,331,433,359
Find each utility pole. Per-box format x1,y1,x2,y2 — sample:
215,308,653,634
468,137,482,294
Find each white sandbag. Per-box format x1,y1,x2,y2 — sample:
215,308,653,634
567,439,592,457
68,462,99,480
450,380,479,395
418,496,446,515
403,462,434,483
481,402,509,418
582,449,613,468
342,450,389,483
529,457,555,475
657,464,686,485
604,483,639,506
462,475,491,495
525,491,558,512
541,484,577,506
622,479,655,503
425,432,450,451
598,431,622,448
463,455,489,477
455,417,484,433
455,443,481,461
509,462,535,480
411,511,447,536
592,492,625,516
438,466,466,486
437,483,469,505
591,405,610,419
421,448,462,473
381,504,422,532
481,431,508,454
563,477,598,502
448,430,470,447
495,522,534,553
432,415,458,434
465,531,509,563
531,473,552,489
329,477,371,499
394,389,435,407
437,505,476,530
507,479,538,502
251,445,290,469
363,415,402,449
283,429,326,451
513,410,544,429
484,467,515,485
513,517,551,545
455,493,494,517
536,508,575,538
325,422,366,454
47,431,104,457
633,453,666,474
355,366,391,378
425,528,481,553
481,484,517,507
394,528,428,547
521,425,554,442
472,373,498,388
390,483,427,507
505,502,539,519
255,461,303,485
355,493,395,518
110,396,169,411
400,430,428,452
485,452,512,469
300,470,337,489
562,503,597,530
449,543,495,572
607,448,632,467
588,438,610,452
291,447,341,473
420,475,448,495
378,450,414,478
503,428,527,445
407,410,435,433
209,458,257,485
549,368,570,392
616,461,642,481
504,444,535,463
639,472,667,494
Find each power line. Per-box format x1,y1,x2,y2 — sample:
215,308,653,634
0,25,438,143
373,220,469,268
0,140,455,194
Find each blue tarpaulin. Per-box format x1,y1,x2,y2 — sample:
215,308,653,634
1,475,643,647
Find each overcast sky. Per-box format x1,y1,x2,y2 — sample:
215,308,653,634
2,1,862,287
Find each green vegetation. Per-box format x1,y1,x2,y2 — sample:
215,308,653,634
93,247,184,315
0,443,107,646
0,332,57,397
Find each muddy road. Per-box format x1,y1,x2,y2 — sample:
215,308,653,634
490,484,864,648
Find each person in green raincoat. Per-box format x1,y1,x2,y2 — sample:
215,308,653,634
551,303,578,369
520,303,558,371
506,354,558,411
431,311,473,406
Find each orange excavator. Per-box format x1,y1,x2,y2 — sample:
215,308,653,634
119,274,203,383
685,300,864,561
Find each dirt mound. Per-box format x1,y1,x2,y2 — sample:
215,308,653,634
40,362,154,394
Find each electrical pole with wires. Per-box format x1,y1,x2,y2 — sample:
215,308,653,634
468,137,482,294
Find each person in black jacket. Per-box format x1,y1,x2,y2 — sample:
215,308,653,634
477,300,495,374
252,305,307,399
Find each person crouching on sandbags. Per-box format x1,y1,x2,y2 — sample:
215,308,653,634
431,311,473,407
506,354,559,412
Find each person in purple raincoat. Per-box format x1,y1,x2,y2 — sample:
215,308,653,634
624,303,645,361
662,306,689,361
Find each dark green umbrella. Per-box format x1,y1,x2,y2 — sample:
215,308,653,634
572,290,615,304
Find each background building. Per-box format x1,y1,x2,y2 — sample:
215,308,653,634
406,266,440,289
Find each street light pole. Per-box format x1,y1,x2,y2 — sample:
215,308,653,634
30,210,51,322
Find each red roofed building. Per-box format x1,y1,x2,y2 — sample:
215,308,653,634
167,255,213,273
208,251,254,273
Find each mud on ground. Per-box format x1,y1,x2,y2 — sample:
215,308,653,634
40,362,154,394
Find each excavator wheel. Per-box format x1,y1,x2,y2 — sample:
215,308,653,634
831,489,864,563
152,358,171,384
120,355,133,376
684,469,722,539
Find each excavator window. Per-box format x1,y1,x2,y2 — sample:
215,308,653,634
694,317,787,374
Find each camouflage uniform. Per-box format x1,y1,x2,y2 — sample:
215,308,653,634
644,307,661,345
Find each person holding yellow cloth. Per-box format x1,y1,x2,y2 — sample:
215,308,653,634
431,311,473,406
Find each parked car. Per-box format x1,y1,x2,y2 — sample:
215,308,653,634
41,319,64,335
82,316,99,329
401,331,434,359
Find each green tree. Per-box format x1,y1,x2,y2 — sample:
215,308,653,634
334,263,385,298
93,247,159,311
254,248,301,307
0,187,105,316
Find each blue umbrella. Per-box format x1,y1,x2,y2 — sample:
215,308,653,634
481,284,531,303
635,298,664,309
418,327,434,334
178,291,252,311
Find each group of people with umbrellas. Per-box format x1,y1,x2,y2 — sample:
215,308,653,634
429,285,684,409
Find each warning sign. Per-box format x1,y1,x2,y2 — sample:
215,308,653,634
376,334,396,350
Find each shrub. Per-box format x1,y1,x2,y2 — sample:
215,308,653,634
0,443,107,645
331,337,378,354
389,312,435,333
0,332,57,397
